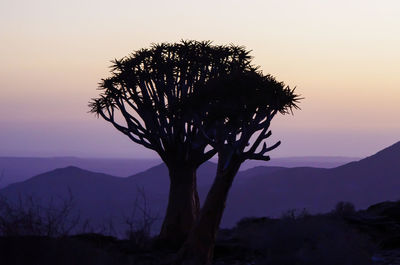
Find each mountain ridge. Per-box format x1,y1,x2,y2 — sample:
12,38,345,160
0,155,358,187
0,141,399,230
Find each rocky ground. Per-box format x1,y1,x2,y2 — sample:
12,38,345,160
347,201,400,265
372,250,400,265
1,201,400,265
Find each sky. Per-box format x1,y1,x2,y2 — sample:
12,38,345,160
0,0,399,158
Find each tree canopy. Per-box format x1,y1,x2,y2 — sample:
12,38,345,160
180,69,300,165
89,40,257,166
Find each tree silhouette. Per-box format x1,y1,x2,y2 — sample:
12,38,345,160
178,70,300,264
89,40,255,247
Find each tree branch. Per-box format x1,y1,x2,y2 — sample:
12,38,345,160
197,149,217,166
242,140,281,162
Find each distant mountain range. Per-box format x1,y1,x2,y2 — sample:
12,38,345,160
0,161,217,234
0,156,357,187
0,141,398,233
0,157,161,187
222,141,400,226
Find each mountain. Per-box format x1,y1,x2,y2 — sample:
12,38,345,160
0,156,356,187
0,157,161,187
221,141,400,226
240,156,358,170
0,167,136,232
0,162,218,234
126,161,218,193
0,141,398,232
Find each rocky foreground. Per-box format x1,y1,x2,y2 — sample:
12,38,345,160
1,201,400,265
347,201,400,265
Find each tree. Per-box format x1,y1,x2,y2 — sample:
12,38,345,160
89,40,255,248
177,70,300,264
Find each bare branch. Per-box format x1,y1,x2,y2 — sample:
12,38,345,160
242,141,281,162
246,129,272,155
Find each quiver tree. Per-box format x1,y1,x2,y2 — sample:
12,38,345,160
89,40,256,248
178,70,301,265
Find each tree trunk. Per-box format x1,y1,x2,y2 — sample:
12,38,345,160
158,165,200,249
177,157,241,265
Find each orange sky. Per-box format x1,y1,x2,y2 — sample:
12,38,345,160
1,0,399,158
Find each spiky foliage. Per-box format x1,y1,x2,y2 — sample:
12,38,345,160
89,40,256,165
185,70,301,164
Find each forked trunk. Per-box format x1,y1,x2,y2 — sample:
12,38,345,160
158,165,200,249
177,158,241,265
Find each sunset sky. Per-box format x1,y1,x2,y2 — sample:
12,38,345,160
1,0,399,158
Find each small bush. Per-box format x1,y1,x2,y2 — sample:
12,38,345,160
333,201,356,217
123,187,158,248
281,208,310,220
0,192,79,237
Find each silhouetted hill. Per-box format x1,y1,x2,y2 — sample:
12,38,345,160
125,161,218,193
240,156,358,170
0,142,398,231
0,156,356,187
0,167,136,232
0,162,218,234
0,157,161,187
221,141,400,226
333,141,400,174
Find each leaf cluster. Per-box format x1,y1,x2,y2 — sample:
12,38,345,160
89,40,256,161
89,40,301,164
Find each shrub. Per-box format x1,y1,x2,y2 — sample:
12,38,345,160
0,192,79,237
333,201,356,217
123,187,158,248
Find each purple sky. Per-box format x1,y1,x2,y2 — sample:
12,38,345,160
1,0,399,158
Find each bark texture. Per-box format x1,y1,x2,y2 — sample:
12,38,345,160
177,156,241,265
158,165,200,249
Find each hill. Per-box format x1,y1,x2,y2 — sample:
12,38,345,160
0,162,218,234
0,156,356,187
0,157,161,187
0,141,399,231
221,141,400,226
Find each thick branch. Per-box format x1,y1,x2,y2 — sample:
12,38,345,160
197,149,217,166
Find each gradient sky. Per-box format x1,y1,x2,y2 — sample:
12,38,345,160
1,0,399,158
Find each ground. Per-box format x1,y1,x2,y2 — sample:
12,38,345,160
1,201,400,265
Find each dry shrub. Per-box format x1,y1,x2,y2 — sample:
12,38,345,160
0,191,79,237
123,187,158,248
